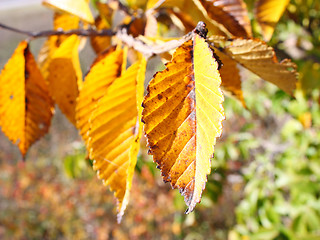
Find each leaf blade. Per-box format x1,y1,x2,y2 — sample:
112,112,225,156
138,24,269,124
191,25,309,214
88,57,146,220
0,41,53,157
142,35,224,212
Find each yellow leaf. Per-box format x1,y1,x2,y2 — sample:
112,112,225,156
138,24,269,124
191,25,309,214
42,0,94,24
142,34,225,213
198,0,252,38
76,47,123,146
210,37,298,95
216,50,246,107
255,0,290,41
90,16,112,54
47,35,82,125
0,41,54,157
38,12,80,78
88,57,147,221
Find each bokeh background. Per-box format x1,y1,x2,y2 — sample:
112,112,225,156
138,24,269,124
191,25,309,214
0,0,320,239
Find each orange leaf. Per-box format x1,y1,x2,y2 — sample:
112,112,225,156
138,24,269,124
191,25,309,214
142,34,225,213
210,37,298,95
90,16,112,54
255,0,290,41
47,35,82,125
76,47,123,146
199,0,252,37
0,41,53,157
216,50,246,107
88,57,147,221
42,0,94,24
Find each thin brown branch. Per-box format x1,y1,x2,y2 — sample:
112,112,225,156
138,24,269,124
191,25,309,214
0,23,115,38
0,22,197,58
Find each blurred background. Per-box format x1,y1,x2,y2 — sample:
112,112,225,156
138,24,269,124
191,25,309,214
0,0,320,239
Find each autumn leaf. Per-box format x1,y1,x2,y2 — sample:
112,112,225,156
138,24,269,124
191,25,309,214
90,16,112,54
210,37,298,95
87,57,147,222
215,50,246,107
42,0,94,24
76,47,123,146
142,34,225,213
38,12,80,78
0,41,53,157
47,35,82,125
255,0,290,41
198,0,252,38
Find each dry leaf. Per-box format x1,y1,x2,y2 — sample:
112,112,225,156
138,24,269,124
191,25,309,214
142,34,225,213
90,16,112,54
47,35,82,125
199,0,252,37
216,50,246,107
210,37,298,95
0,41,53,157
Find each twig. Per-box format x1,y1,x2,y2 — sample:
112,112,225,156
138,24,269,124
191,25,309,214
0,23,115,38
0,22,206,57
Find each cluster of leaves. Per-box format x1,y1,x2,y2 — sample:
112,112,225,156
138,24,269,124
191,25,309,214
0,0,299,221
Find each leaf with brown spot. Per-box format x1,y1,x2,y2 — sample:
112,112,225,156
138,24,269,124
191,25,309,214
42,0,94,24
90,16,112,54
0,41,53,157
88,57,147,222
47,35,82,125
210,37,298,95
76,47,123,146
255,0,290,41
199,0,252,38
142,34,225,213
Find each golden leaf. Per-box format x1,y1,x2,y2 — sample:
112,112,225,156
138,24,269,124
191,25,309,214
88,57,147,222
210,37,298,95
255,0,290,41
199,0,252,37
42,0,94,24
47,35,82,125
38,12,80,78
76,47,123,146
142,34,225,213
0,41,53,157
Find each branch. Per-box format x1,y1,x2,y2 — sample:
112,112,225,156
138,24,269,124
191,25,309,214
0,23,115,38
0,22,203,57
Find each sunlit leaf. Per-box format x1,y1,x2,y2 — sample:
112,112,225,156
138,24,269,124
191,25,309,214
76,47,123,146
0,41,53,157
255,0,290,41
47,35,82,125
216,50,246,107
42,0,94,24
88,57,147,222
199,0,251,37
38,12,80,79
210,37,298,95
142,34,225,213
